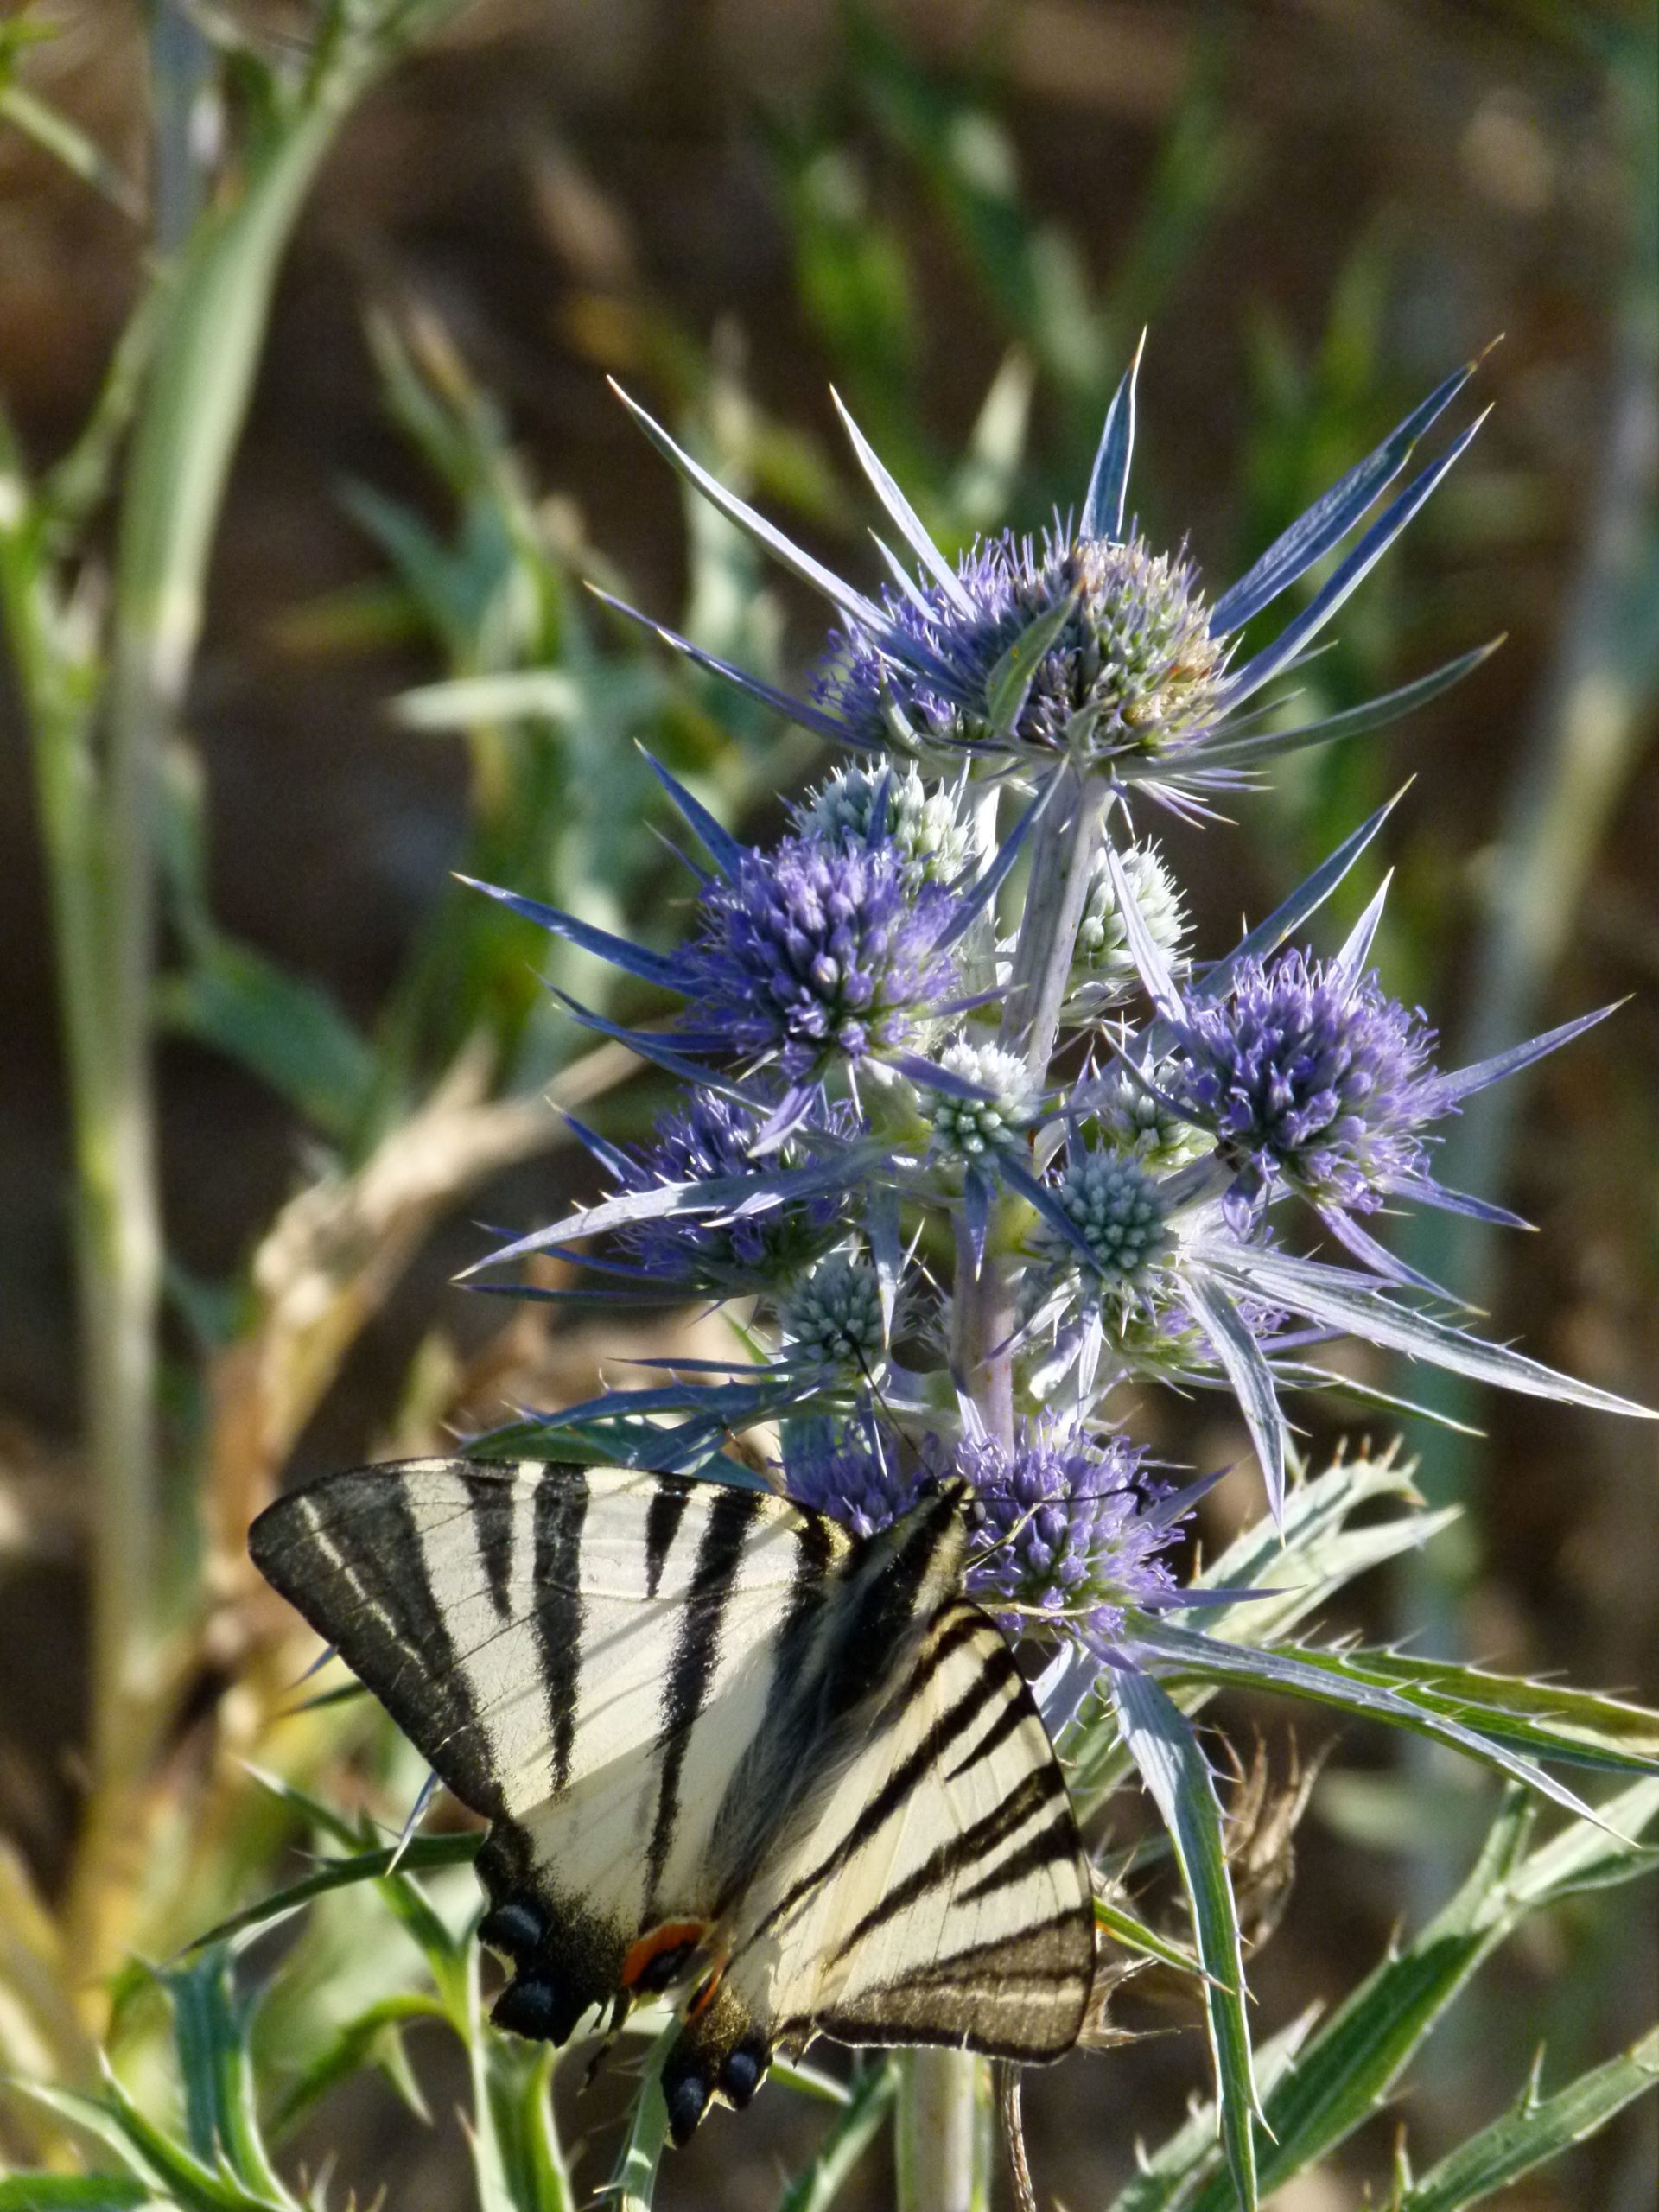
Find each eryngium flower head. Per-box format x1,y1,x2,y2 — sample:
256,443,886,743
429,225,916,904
1090,1067,1211,1173
1073,841,1190,1007
615,1089,849,1288
1045,1149,1170,1285
782,1419,1185,1656
1166,950,1440,1211
817,529,1224,771
783,1423,918,1537
685,831,963,1081
795,764,971,887
780,1252,886,1367
928,1038,1039,1162
956,1421,1182,1653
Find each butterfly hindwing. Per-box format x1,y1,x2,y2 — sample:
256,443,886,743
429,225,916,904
658,1599,1094,2136
249,1459,1094,2140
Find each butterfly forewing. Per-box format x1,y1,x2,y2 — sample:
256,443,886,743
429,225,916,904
248,1458,1094,2141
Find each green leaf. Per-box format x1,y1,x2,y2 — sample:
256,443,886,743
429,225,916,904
607,2023,675,2212
1350,1654,1659,1776
189,1833,481,1955
1105,2005,1322,2212
96,2071,292,2212
1068,1449,1438,1811
772,2058,852,2107
983,589,1077,740
0,80,143,219
779,2059,899,2212
1112,1669,1258,2211
9,2072,287,2212
158,1951,289,2202
391,670,587,730
156,939,375,1141
1093,1897,1211,1984
1395,2028,1659,2212
1184,1790,1537,2212
268,1992,445,2137
1181,1779,1659,2210
1133,1622,1637,1824
1191,1447,1427,1633
467,1950,574,2212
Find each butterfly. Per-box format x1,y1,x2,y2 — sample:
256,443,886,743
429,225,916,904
250,1457,1095,2142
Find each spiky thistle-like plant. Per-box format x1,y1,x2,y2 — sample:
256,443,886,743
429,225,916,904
388,350,1659,2207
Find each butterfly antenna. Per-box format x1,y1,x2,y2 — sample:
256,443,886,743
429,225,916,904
849,1347,912,1468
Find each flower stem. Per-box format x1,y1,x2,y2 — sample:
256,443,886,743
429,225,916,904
895,2049,986,2212
900,760,1112,2211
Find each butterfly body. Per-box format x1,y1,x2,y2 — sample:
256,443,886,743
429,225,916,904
249,1459,1093,2142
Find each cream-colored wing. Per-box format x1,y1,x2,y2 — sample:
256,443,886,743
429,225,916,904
658,1598,1094,2142
251,1459,849,2043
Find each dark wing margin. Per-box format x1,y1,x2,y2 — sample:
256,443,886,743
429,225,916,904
250,1457,519,1817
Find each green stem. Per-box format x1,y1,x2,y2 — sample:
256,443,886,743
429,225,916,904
896,2049,986,2212
79,70,365,1803
19,0,467,1960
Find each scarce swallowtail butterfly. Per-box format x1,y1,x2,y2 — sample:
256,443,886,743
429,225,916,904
250,1459,1095,2143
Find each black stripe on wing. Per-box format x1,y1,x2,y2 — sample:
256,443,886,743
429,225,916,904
829,1762,1067,1960
465,1466,518,1624
742,1607,1013,1943
644,1478,695,1599
249,1466,505,1818
645,1485,767,1910
791,1923,1093,2060
532,1466,589,1793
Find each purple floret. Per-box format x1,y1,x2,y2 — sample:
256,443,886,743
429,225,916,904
782,1415,1185,1658
955,1420,1183,1654
685,832,962,1080
1167,950,1443,1212
615,1088,851,1287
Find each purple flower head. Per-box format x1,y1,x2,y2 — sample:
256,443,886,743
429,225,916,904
615,1088,850,1288
685,831,963,1081
1167,950,1442,1212
781,1417,1186,1658
816,528,1224,772
957,1419,1185,1655
782,1422,924,1537
608,360,1491,810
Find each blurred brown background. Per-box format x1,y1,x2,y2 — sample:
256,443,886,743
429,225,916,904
1,2,1656,2206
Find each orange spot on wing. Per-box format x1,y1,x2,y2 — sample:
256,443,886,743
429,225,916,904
687,1955,729,2021
620,1921,709,1990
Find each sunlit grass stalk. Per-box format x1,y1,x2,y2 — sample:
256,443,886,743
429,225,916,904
32,0,468,1983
